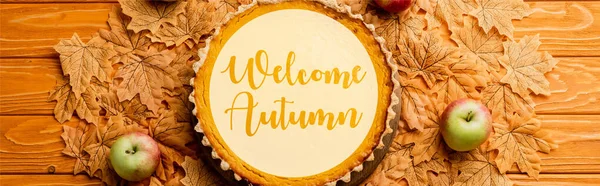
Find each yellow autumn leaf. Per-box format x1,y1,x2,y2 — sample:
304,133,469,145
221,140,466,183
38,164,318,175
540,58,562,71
499,34,559,98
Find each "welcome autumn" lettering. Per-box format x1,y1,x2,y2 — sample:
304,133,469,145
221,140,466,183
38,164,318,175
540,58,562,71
221,50,367,137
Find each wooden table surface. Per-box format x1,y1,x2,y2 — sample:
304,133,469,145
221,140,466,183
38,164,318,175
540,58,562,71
1,0,599,185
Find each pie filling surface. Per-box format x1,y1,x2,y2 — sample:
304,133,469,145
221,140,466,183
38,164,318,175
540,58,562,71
193,1,393,184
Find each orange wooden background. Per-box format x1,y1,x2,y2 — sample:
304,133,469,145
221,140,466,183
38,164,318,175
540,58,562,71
1,0,599,185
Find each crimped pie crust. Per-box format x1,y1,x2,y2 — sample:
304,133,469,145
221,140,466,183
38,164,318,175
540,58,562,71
190,0,400,185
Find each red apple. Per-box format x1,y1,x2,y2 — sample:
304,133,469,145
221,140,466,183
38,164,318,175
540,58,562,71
374,0,411,13
440,98,492,152
109,132,160,181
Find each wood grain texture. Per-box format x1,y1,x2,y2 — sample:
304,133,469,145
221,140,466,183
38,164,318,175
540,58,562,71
0,175,101,186
0,3,113,58
2,57,598,116
509,174,600,186
1,2,600,58
1,115,598,175
0,116,78,174
0,58,61,115
514,2,600,57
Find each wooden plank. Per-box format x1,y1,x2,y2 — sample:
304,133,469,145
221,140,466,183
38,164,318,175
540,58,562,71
0,175,101,186
1,2,600,57
0,3,113,58
509,174,600,186
2,57,598,116
514,2,600,57
0,116,78,174
508,115,600,174
533,57,600,115
1,115,599,175
0,58,61,115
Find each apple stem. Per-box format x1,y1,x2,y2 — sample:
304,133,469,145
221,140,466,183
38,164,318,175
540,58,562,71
126,150,135,154
466,111,473,122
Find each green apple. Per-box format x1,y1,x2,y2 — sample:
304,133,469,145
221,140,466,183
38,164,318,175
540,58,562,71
440,98,492,152
110,132,160,181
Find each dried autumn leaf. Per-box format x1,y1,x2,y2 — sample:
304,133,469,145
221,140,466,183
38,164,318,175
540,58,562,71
402,101,448,164
49,77,102,124
149,110,195,181
468,0,532,38
432,56,488,103
364,12,424,57
100,90,154,123
403,154,447,186
75,87,102,125
424,0,476,29
165,87,194,122
210,0,245,19
150,177,164,186
481,80,535,123
155,143,186,181
149,109,195,155
152,0,216,48
61,121,97,175
364,145,413,186
180,156,225,186
100,6,152,65
499,35,559,98
396,31,459,88
49,78,77,123
170,47,197,86
115,49,179,113
54,33,116,98
396,74,430,131
450,148,512,186
119,0,187,34
490,113,558,178
450,16,503,72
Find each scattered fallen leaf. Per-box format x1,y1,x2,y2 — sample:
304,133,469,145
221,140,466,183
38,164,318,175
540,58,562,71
165,87,195,122
170,47,198,86
403,154,447,186
490,113,558,178
432,56,488,103
450,148,512,186
402,102,448,164
61,121,98,175
149,109,195,155
49,78,78,123
100,6,152,65
150,176,164,186
364,13,424,57
450,16,504,72
395,74,430,131
468,0,532,38
499,34,559,97
152,0,216,48
149,109,195,181
54,33,116,98
396,31,459,88
425,0,476,29
119,0,188,34
363,145,413,186
481,80,535,123
49,77,102,124
115,49,180,113
180,156,225,186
